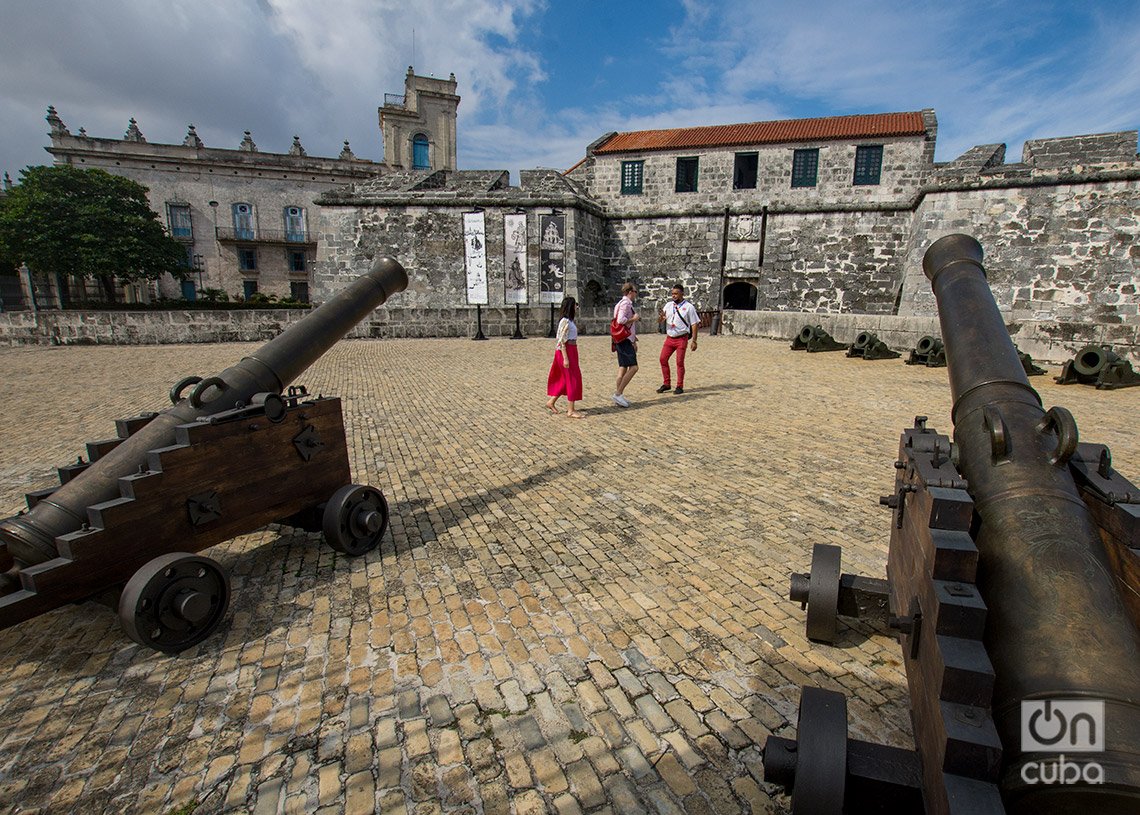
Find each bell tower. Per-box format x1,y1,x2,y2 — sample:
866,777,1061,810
379,67,460,172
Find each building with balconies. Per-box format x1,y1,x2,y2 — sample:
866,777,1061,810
39,68,460,304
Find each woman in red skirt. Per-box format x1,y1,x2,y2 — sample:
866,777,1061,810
545,296,585,418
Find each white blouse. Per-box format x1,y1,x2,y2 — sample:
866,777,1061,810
555,317,578,350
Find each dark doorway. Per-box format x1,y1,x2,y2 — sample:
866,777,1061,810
0,272,27,310
724,281,758,310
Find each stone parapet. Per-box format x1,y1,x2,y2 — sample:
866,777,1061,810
4,308,1134,366
0,307,613,346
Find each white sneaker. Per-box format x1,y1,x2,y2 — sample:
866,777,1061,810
613,394,630,408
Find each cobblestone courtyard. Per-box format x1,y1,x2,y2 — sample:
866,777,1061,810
0,335,1136,814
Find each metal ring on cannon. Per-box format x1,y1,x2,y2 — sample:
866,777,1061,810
189,376,228,409
1038,405,1078,466
169,376,203,405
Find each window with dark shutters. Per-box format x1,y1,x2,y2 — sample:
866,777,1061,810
675,157,698,192
791,149,819,188
854,145,883,185
734,152,758,189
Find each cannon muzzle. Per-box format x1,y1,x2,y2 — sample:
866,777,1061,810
923,234,1140,813
0,257,408,569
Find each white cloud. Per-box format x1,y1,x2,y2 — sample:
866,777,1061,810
0,0,548,176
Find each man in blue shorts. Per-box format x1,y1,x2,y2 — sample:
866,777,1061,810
612,282,640,407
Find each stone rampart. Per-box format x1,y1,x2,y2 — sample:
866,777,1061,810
0,306,613,347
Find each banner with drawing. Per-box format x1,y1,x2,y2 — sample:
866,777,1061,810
539,214,565,304
504,213,528,304
463,211,488,305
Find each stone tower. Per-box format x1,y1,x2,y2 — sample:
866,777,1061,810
379,67,460,172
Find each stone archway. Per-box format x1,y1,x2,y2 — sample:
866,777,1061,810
584,279,603,307
724,281,758,310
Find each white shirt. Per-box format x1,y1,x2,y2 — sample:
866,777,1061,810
555,317,578,349
664,300,700,338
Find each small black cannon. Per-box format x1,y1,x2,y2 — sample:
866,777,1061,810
0,257,408,652
907,335,947,367
770,236,1140,814
791,324,846,352
846,330,901,360
1055,344,1140,389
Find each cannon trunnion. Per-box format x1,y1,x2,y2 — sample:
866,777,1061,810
768,236,1140,814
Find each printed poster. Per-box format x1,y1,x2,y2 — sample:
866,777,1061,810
463,211,488,305
539,214,565,304
504,213,528,304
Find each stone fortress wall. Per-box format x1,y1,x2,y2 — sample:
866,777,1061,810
311,168,608,336
573,125,1140,363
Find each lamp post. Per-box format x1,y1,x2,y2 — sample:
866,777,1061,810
192,253,204,297
208,200,220,292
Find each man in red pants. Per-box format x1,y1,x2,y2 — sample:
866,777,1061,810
657,284,700,395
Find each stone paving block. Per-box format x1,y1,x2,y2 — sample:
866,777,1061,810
654,751,698,797
0,337,1135,813
602,686,637,720
664,699,709,740
662,731,704,771
566,757,607,809
635,694,674,733
529,745,569,794
553,791,585,815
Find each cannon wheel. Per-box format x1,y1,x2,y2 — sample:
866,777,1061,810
323,484,389,556
805,543,842,643
792,686,848,815
119,552,231,653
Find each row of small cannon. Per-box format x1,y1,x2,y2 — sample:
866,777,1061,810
792,324,1140,388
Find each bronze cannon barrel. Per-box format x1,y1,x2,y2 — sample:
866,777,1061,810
923,235,1140,813
0,256,408,568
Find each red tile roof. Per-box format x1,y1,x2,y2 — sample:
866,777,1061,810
592,111,927,154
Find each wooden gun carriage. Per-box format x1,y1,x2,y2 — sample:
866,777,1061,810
0,258,408,653
768,236,1140,814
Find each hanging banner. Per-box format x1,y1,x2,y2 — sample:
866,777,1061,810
463,211,488,305
504,213,528,304
539,214,566,304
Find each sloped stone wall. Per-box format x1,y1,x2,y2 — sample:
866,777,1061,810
898,180,1140,327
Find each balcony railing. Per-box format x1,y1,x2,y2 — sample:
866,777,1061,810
383,93,406,108
215,227,314,245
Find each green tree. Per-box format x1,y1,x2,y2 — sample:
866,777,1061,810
0,165,187,302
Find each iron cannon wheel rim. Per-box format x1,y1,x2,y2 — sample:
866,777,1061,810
791,686,848,814
118,552,231,654
323,484,389,557
805,543,841,644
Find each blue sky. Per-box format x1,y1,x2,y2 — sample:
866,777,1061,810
1,0,1138,183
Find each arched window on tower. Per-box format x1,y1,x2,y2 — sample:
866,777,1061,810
412,134,430,170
